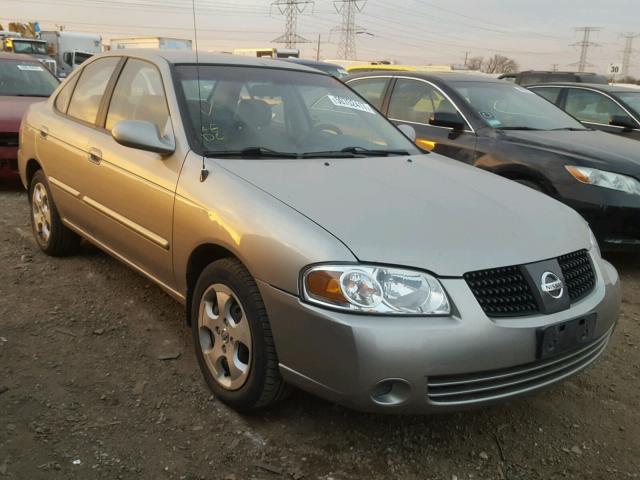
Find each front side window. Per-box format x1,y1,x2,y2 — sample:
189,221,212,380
452,82,586,131
106,59,170,134
0,59,59,97
565,89,629,125
531,87,562,105
54,74,79,112
348,78,388,109
67,57,120,124
175,65,418,156
388,79,461,125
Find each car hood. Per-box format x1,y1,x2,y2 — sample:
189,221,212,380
217,154,590,277
499,129,640,177
0,96,46,132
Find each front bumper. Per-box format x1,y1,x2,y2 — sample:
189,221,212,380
259,253,620,413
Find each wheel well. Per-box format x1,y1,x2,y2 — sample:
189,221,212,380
493,168,556,196
185,243,237,324
25,159,42,187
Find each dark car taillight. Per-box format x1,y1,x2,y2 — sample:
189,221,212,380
0,133,19,147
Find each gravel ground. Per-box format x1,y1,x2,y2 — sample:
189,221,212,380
1,182,639,480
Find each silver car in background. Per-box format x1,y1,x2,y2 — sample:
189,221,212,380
18,50,620,413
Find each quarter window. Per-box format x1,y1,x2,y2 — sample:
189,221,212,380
67,57,120,124
388,79,460,125
105,59,170,134
565,89,628,125
532,87,561,105
348,78,388,109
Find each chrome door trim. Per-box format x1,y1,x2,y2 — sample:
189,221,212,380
82,195,170,250
48,176,81,198
62,218,185,303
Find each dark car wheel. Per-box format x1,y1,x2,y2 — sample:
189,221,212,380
29,170,81,256
191,258,289,411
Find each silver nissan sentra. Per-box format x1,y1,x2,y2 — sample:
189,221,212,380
18,50,621,413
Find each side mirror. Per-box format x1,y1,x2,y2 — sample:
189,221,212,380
112,120,175,155
429,111,466,131
609,115,636,132
397,124,416,142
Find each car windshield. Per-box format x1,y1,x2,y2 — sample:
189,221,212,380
0,59,59,96
175,65,418,157
12,40,48,55
452,81,587,131
616,92,640,117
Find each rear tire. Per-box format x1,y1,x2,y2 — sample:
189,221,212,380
191,258,289,412
29,170,80,256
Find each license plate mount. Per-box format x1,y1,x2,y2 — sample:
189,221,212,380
537,314,597,359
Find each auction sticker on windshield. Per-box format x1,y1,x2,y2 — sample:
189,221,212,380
17,65,44,71
327,95,376,114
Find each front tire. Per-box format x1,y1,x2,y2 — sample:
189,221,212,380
191,258,288,412
29,170,80,256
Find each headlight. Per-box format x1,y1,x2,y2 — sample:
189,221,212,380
565,166,640,195
302,265,450,315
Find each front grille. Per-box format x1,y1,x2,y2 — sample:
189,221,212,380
0,133,18,147
464,266,538,317
558,250,595,302
427,330,611,405
464,249,596,317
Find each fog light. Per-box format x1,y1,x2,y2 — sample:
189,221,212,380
370,379,412,406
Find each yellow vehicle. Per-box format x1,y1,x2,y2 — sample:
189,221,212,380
232,47,299,59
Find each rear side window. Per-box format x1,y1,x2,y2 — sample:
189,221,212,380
67,57,120,124
518,73,547,86
565,89,627,124
54,74,79,113
348,78,388,109
532,87,562,105
105,59,170,134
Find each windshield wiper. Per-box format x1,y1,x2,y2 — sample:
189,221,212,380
549,127,589,131
12,93,50,97
302,146,410,158
202,147,299,159
497,126,543,131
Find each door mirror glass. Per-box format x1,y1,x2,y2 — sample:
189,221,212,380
397,124,416,141
610,114,636,131
429,111,466,131
112,120,175,155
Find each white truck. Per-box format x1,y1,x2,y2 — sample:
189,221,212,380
39,31,102,78
110,37,192,50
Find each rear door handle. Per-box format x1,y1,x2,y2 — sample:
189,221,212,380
88,147,102,164
39,126,49,139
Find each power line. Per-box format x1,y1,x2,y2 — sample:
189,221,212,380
570,26,601,72
621,32,640,78
333,0,367,59
271,0,313,48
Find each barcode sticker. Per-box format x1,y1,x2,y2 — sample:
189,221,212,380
327,95,376,114
17,65,44,72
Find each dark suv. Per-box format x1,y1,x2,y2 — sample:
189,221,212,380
499,71,609,86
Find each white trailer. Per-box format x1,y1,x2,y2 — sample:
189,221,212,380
110,37,192,51
40,31,102,77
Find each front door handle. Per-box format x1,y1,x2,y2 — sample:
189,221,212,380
40,126,49,139
88,147,102,164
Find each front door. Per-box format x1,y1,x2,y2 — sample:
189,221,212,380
385,78,477,162
83,58,182,290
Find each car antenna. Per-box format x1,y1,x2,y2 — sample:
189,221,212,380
192,0,209,182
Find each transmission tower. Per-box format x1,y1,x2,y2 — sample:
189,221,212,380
621,33,640,78
271,0,314,48
334,0,367,59
570,27,601,72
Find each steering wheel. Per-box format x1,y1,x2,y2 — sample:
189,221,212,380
313,123,344,136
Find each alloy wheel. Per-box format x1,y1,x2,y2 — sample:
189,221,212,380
32,182,52,244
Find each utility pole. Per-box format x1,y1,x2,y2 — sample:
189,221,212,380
570,27,601,72
621,33,640,78
334,0,367,60
463,51,470,67
316,33,321,60
271,0,314,48
551,63,559,72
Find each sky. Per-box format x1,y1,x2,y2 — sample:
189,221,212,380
2,0,639,76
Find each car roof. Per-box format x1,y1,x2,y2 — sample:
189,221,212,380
97,49,322,74
0,52,41,62
345,70,504,84
280,58,342,68
528,82,639,93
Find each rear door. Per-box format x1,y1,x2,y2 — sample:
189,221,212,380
384,77,477,162
39,57,121,230
82,57,182,289
562,87,640,140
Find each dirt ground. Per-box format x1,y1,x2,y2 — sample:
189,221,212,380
0,181,639,480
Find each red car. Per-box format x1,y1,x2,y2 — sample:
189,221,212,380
0,52,59,181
